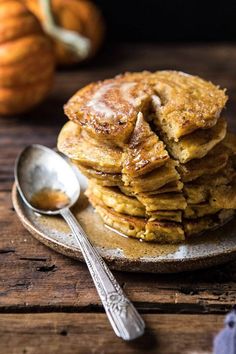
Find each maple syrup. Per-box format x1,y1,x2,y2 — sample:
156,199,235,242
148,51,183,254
31,188,70,211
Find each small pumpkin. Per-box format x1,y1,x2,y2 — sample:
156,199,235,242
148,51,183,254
24,0,105,65
0,0,55,115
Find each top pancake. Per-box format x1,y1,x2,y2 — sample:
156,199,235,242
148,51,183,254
151,71,227,141
64,71,227,145
64,73,153,147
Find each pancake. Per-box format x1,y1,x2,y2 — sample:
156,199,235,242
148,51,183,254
86,183,146,217
122,112,169,177
64,70,227,147
58,121,122,173
145,218,185,242
178,142,230,182
184,203,220,219
151,71,227,141
122,160,180,193
184,184,209,204
88,194,185,243
74,163,123,187
140,181,184,195
147,210,182,222
210,183,236,209
119,181,183,197
192,161,236,186
137,193,187,211
184,210,234,237
222,132,236,155
161,117,227,164
64,74,153,147
59,70,235,243
184,165,236,204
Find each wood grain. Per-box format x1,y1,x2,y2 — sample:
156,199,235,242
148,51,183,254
0,313,224,354
1,43,236,352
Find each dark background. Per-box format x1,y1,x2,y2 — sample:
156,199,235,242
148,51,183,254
94,0,236,42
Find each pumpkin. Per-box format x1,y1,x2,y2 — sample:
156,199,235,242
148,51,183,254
0,0,55,115
24,0,105,65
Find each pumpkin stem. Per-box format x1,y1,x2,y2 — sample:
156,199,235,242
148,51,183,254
39,0,91,60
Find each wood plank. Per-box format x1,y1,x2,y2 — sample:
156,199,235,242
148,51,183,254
1,190,236,312
0,313,224,354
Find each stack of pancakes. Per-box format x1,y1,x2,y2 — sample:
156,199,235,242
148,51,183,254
58,71,236,243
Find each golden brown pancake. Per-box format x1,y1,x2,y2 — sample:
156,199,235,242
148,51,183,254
64,71,227,147
161,117,227,163
184,210,234,237
151,71,227,141
58,121,122,173
184,184,209,204
74,163,123,187
147,210,182,222
184,164,236,204
64,74,153,147
184,203,220,218
210,183,236,209
178,142,230,182
87,182,183,222
192,161,236,186
59,70,235,243
122,112,169,177
86,183,146,217
222,132,236,155
120,180,184,197
122,160,180,193
137,193,187,211
88,194,185,243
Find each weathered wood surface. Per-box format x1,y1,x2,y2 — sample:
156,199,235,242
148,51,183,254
1,43,236,353
0,313,224,354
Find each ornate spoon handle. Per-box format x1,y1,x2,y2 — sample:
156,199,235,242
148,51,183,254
61,208,145,341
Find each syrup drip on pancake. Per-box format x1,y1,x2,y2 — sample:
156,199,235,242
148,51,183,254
86,81,138,118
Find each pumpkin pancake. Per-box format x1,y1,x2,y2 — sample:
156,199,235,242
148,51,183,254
120,181,184,197
178,142,230,182
64,74,153,147
122,160,180,193
86,182,146,217
59,70,235,243
122,112,169,177
137,193,187,211
160,117,227,164
87,182,183,222
184,164,236,204
221,131,236,154
148,210,182,222
184,210,235,237
210,183,236,209
151,70,227,141
88,194,185,243
58,121,122,173
139,181,184,195
74,163,123,187
184,203,220,219
64,70,227,147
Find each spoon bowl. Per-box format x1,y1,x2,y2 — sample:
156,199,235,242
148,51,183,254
15,144,80,215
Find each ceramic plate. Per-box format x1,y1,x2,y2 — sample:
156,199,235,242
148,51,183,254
12,170,236,273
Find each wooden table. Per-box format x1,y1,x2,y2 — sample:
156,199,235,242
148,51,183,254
1,43,236,354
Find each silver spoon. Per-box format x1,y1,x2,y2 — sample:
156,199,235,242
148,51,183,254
14,144,145,341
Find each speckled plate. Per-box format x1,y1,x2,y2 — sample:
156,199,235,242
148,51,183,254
12,173,236,273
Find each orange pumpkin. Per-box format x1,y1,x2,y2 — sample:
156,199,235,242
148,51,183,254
24,0,105,65
0,0,55,115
